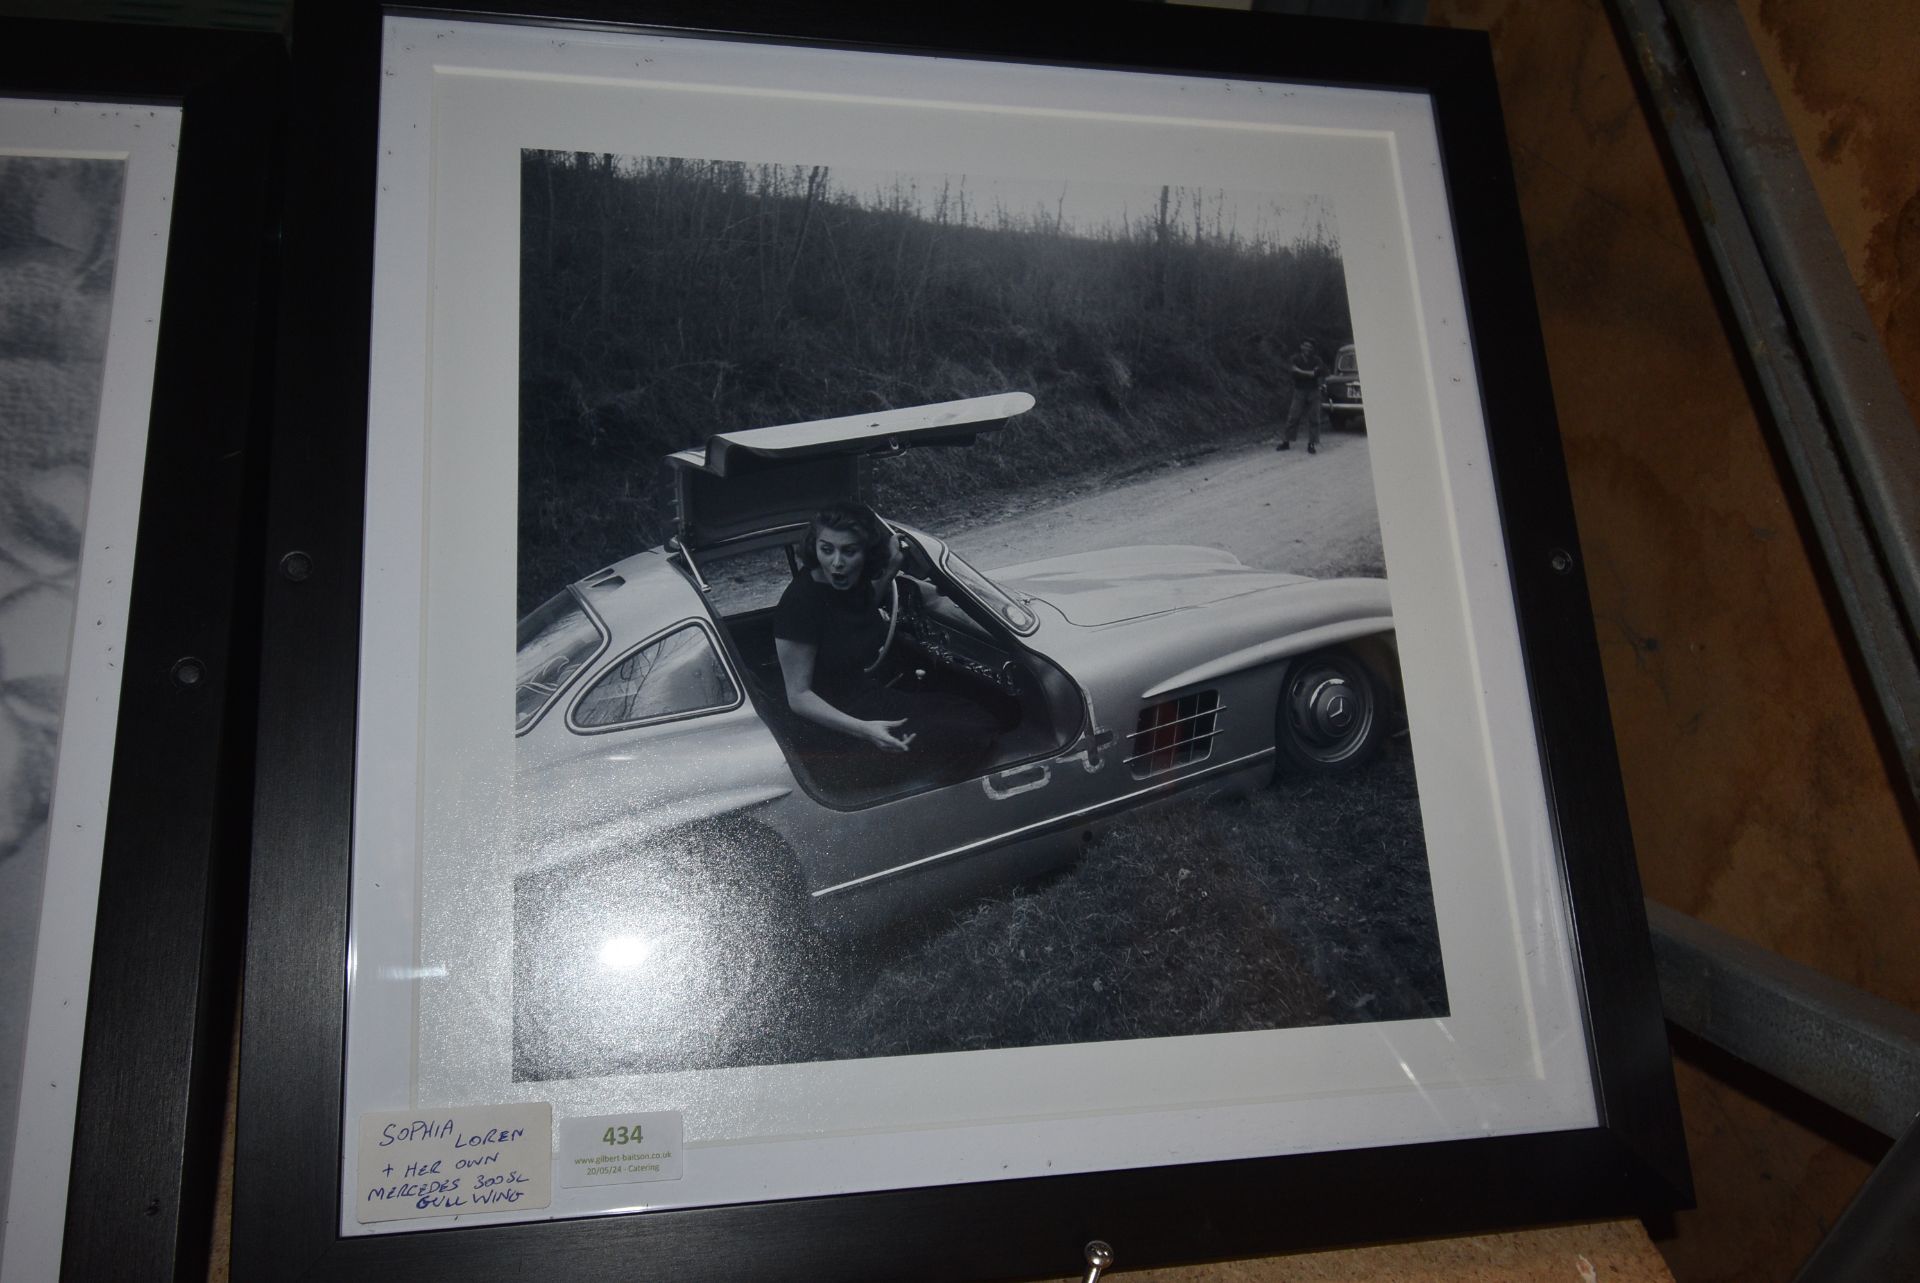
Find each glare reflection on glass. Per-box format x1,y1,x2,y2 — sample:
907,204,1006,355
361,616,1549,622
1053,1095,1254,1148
597,933,657,971
376,963,450,981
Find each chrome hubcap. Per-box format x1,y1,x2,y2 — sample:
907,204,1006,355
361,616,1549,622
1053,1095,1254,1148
1286,662,1374,761
1312,679,1354,737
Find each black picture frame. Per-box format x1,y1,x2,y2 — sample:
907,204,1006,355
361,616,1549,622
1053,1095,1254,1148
0,18,284,1283
234,3,1690,1279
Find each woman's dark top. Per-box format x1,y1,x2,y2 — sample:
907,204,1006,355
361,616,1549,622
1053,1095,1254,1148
771,574,887,701
769,570,999,798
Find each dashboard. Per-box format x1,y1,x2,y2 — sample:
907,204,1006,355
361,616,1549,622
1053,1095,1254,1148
897,588,1021,696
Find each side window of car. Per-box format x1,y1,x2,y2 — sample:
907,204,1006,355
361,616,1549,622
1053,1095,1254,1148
571,623,739,732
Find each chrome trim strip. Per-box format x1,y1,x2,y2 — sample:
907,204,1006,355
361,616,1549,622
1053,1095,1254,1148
1123,731,1221,767
1127,703,1223,736
1124,697,1224,768
810,745,1275,899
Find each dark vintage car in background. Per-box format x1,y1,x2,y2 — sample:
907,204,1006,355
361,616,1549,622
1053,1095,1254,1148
509,392,1402,1075
1322,342,1364,430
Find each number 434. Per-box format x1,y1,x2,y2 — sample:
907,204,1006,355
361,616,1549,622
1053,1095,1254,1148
602,1123,643,1146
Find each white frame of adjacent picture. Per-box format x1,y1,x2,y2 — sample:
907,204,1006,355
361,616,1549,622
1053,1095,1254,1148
0,95,179,1283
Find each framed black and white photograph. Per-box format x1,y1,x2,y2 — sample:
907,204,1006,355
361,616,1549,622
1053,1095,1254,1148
507,150,1440,1081
235,3,1688,1279
0,21,280,1283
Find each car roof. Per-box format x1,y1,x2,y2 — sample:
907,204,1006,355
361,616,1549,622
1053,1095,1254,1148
666,392,1033,555
572,548,705,636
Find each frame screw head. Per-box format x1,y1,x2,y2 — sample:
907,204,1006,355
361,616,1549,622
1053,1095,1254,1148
280,550,313,582
171,657,206,688
1549,548,1574,574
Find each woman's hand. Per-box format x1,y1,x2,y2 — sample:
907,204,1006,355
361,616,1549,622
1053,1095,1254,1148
776,636,914,752
863,718,914,752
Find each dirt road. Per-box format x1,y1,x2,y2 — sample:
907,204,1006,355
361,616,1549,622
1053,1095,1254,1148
943,431,1383,581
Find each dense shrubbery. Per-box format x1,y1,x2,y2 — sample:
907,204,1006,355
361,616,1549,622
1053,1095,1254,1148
519,151,1352,609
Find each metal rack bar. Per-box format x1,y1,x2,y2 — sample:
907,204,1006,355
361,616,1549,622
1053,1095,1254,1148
1647,902,1920,1139
1648,901,1920,1283
1609,6,1920,1275
1609,0,1920,808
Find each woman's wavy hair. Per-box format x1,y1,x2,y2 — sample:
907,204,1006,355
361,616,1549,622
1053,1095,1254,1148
797,503,891,584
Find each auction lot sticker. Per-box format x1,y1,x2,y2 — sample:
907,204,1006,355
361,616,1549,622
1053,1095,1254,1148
355,1102,552,1223
557,1111,684,1188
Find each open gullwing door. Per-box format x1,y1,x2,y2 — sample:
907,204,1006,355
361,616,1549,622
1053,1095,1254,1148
666,392,1033,555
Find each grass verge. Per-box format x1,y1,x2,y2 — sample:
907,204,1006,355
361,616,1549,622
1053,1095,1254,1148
784,741,1442,1065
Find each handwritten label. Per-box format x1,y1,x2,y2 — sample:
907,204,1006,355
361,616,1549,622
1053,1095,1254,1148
557,1111,684,1188
355,1102,552,1224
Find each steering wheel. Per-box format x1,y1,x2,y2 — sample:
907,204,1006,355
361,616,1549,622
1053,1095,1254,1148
864,576,901,674
863,533,918,674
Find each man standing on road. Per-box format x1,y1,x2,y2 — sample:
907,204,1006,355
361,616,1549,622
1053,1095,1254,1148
1278,339,1327,454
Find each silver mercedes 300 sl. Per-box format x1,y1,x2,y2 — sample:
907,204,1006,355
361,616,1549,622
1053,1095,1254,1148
509,392,1400,1074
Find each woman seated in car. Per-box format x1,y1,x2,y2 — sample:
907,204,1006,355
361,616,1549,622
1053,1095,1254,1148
773,503,997,793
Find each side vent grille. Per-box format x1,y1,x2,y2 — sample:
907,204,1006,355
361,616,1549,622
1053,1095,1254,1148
1127,691,1221,778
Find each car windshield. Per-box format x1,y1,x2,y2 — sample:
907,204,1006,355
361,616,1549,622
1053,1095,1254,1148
515,588,607,731
941,548,1037,635
1336,349,1358,375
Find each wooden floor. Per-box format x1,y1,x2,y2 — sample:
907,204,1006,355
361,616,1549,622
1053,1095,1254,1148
1042,1222,1674,1282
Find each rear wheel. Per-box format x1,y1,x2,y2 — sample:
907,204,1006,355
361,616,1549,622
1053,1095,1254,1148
1275,648,1382,773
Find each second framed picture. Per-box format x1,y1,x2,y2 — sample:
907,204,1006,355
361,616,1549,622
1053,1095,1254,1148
0,20,281,1283
236,3,1688,1279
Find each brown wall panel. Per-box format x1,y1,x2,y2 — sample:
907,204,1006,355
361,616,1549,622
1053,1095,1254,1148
1427,2,1920,1280
1740,0,1920,416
